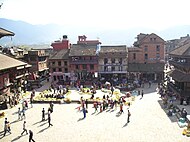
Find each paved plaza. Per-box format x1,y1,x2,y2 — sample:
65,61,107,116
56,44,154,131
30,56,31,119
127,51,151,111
0,84,190,142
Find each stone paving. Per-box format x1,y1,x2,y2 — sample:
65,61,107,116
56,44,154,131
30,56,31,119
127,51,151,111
0,84,190,142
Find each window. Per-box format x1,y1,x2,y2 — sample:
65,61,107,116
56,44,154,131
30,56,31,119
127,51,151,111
156,53,160,59
144,54,148,60
111,58,115,63
133,53,136,60
64,61,68,66
30,57,36,61
58,68,62,72
154,38,156,41
65,68,68,73
52,62,55,65
111,66,115,71
104,66,108,71
82,64,87,69
90,57,93,60
150,38,152,41
90,64,94,70
53,68,56,72
144,46,148,52
104,58,108,64
156,45,160,52
58,61,61,66
119,58,122,64
76,65,79,70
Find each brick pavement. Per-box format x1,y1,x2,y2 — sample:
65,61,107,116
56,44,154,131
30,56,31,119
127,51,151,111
0,84,189,142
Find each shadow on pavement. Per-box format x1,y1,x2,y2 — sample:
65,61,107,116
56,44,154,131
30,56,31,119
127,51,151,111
91,112,96,115
158,100,179,122
11,135,24,142
12,111,18,115
10,119,19,124
33,120,43,125
0,132,11,140
122,123,128,128
116,112,122,117
110,110,115,113
38,122,48,127
106,109,110,112
37,126,49,134
77,118,85,122
95,112,101,116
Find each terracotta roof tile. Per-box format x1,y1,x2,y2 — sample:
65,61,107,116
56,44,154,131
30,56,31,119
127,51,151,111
0,53,28,70
169,41,190,56
69,44,97,56
49,49,69,60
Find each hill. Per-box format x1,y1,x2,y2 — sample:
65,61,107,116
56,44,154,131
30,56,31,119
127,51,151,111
0,18,190,46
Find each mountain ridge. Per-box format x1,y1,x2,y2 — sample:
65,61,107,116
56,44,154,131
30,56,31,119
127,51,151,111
0,18,190,46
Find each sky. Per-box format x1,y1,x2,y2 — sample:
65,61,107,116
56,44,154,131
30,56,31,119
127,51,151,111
1,0,190,31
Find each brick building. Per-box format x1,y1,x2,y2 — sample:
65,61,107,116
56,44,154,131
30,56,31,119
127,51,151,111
128,33,165,82
25,50,48,88
0,54,31,109
98,45,128,85
69,44,99,84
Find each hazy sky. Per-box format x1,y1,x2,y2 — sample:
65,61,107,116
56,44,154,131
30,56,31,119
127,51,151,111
1,0,190,31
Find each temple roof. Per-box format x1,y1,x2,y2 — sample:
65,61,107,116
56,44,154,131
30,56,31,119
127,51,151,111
0,27,15,38
169,42,190,57
0,53,28,70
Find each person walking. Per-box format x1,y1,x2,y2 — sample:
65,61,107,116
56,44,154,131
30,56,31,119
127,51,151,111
29,130,35,142
48,111,53,127
141,90,144,98
21,121,28,135
18,107,21,120
4,118,11,136
119,102,124,114
22,108,26,119
127,109,131,123
85,99,88,109
42,108,45,121
82,107,86,118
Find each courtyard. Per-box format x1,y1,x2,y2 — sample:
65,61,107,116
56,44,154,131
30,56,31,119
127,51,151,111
0,83,189,142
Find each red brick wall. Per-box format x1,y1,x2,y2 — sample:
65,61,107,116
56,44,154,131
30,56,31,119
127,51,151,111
51,40,70,50
0,73,9,88
128,34,165,64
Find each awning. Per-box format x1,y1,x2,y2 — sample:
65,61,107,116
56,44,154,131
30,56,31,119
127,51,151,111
169,70,190,82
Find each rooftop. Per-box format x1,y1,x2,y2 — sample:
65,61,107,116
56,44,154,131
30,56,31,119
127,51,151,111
0,53,28,70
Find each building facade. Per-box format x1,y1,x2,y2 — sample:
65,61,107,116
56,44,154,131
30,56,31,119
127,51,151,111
98,45,128,85
0,54,30,109
168,42,190,103
49,49,70,82
69,44,99,84
128,33,165,82
26,50,48,88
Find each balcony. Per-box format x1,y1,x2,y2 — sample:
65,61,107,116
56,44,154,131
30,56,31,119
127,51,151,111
70,60,98,64
99,70,127,74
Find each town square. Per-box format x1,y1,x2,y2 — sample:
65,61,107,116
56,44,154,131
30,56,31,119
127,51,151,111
1,1,190,141
0,81,190,142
